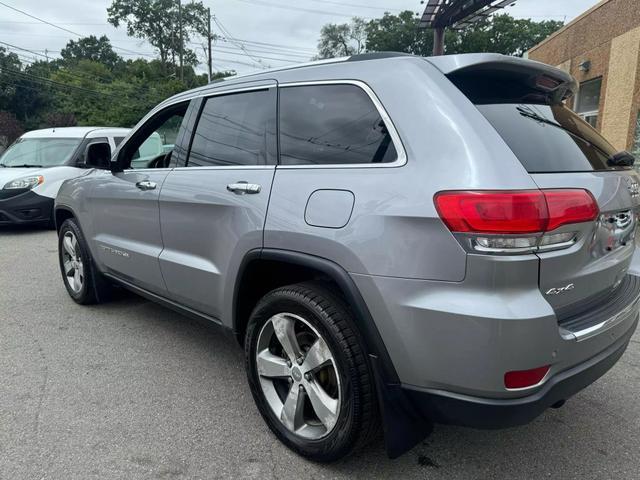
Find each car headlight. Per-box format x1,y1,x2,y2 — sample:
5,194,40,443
3,175,44,190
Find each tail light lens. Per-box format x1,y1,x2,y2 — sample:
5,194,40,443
434,189,598,253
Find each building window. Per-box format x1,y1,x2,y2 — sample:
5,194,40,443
574,77,602,128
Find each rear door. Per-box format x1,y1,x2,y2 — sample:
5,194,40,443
158,81,277,319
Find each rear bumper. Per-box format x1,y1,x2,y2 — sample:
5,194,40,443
0,190,53,225
402,316,637,429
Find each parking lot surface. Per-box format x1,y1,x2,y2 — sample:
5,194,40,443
1,227,639,480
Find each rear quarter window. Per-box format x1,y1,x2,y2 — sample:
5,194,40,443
278,84,397,165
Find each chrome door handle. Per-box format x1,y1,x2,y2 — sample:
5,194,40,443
227,181,261,194
136,180,157,191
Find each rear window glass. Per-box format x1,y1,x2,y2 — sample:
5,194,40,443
476,103,618,173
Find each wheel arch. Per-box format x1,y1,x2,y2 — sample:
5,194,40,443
54,205,77,232
233,248,435,458
232,248,399,384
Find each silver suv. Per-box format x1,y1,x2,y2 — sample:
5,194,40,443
55,53,640,462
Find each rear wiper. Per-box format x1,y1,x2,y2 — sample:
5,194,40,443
608,151,635,167
515,106,623,165
6,164,43,168
516,106,566,130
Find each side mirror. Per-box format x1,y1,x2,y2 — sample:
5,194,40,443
84,141,111,169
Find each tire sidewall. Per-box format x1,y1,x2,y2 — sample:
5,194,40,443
58,219,91,303
246,290,360,461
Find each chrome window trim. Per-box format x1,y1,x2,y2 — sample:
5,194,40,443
171,165,276,171
276,79,407,169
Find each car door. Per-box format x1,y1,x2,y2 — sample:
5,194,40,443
89,99,196,294
158,81,277,320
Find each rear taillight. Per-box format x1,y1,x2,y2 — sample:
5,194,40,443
434,189,598,254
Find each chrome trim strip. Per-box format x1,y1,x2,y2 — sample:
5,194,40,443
560,292,640,341
171,165,275,171
276,79,407,169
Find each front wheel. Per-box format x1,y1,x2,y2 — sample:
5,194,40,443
245,282,379,462
58,218,112,304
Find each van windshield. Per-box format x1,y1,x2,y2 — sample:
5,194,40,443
476,103,619,174
0,137,81,168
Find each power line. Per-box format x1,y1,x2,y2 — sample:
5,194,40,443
0,1,155,58
203,42,311,60
235,0,372,18
216,38,315,56
211,16,266,68
307,0,402,12
2,68,117,99
212,48,296,64
0,40,115,84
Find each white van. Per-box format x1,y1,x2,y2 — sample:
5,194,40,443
0,126,129,226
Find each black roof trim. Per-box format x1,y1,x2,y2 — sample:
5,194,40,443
346,52,415,62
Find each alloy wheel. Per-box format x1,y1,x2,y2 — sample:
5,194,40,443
255,312,341,439
62,231,84,293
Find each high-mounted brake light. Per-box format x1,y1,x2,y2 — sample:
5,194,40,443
434,189,599,253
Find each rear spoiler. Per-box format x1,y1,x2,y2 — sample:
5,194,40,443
426,53,578,104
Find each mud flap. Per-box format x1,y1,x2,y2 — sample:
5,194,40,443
370,355,433,458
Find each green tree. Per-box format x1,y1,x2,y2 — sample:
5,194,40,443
107,0,209,73
0,111,24,147
365,11,435,56
317,17,367,59
61,35,122,69
0,47,23,111
317,11,564,59
448,14,564,56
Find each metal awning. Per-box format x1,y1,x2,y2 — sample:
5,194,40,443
419,0,517,29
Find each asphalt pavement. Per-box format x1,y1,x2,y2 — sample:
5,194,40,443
1,227,639,479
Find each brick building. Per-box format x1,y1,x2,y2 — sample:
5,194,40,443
527,0,640,155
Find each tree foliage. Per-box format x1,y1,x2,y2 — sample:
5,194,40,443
0,37,235,133
317,12,564,59
448,15,564,56
0,111,24,148
60,35,122,69
107,0,209,73
317,17,367,58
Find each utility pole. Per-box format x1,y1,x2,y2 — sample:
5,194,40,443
207,7,213,82
433,27,445,56
178,0,183,82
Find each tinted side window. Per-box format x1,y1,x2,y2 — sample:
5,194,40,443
113,136,125,147
279,84,397,165
187,88,276,167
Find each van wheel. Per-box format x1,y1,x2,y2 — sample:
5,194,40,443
58,218,112,304
245,282,379,462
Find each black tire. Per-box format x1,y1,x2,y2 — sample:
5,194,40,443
245,281,379,462
58,218,112,304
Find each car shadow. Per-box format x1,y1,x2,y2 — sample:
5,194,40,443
0,224,52,235
87,289,638,478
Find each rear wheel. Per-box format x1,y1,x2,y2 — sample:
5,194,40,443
245,282,379,462
58,218,112,304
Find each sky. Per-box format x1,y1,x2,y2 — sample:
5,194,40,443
0,0,601,75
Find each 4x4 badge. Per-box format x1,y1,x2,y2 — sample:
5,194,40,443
545,283,575,295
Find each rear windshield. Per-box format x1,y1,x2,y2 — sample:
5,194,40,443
476,103,618,173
